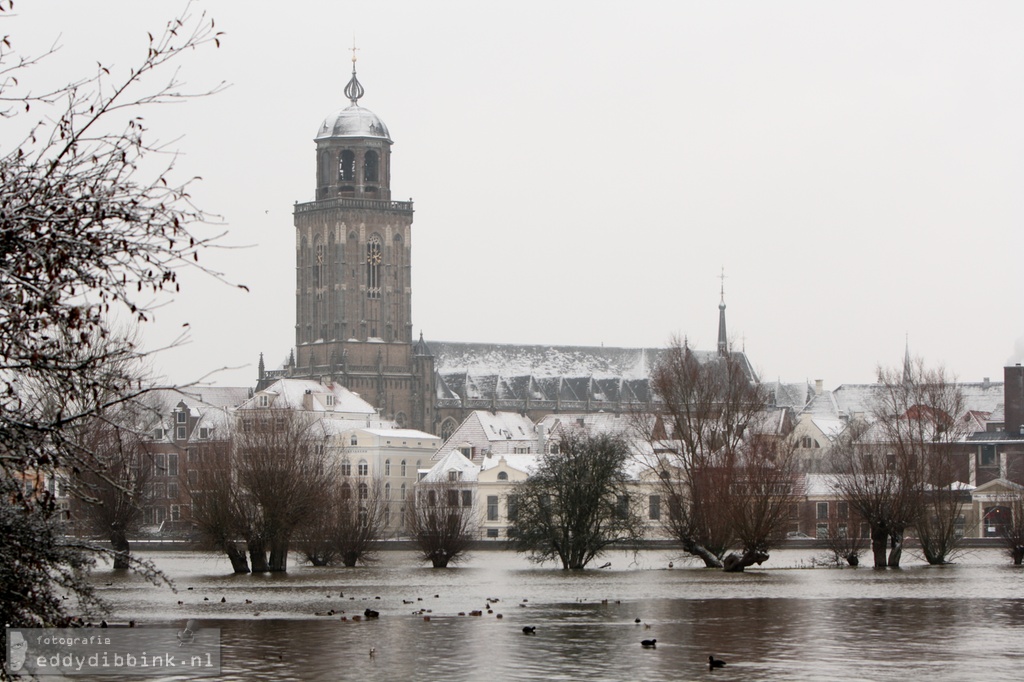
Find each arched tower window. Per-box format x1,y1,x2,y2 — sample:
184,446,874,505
364,150,379,184
314,237,325,289
440,418,458,442
339,150,355,182
366,234,382,300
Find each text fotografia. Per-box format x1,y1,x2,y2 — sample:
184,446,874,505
6,627,221,677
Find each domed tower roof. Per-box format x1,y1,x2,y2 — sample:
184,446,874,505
316,62,391,142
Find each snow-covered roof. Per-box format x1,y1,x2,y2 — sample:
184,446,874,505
480,453,538,476
240,378,377,416
420,450,479,483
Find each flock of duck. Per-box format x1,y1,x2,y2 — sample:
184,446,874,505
172,587,730,671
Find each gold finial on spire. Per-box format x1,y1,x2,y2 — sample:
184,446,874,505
350,37,360,65
719,267,727,303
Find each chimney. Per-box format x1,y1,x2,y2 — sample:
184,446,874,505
814,379,823,396
1005,364,1024,437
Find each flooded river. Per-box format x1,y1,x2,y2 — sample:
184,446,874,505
90,548,1024,681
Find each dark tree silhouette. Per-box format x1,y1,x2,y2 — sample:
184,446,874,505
409,479,475,568
510,430,644,570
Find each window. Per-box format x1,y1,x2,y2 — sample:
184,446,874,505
258,395,269,407
462,490,473,508
167,482,179,500
448,470,461,482
497,471,509,481
358,483,368,500
366,234,382,300
176,411,187,424
447,489,459,507
326,394,335,407
198,427,209,440
507,495,519,522
339,149,355,182
789,502,799,519
486,528,499,538
153,507,166,524
153,482,166,500
176,426,186,440
167,453,179,477
837,523,848,539
981,444,998,468
615,494,629,520
153,428,164,440
170,505,181,521
385,483,391,500
358,460,368,477
487,495,499,521
187,470,198,486
513,446,531,454
154,454,166,475
837,501,849,519
385,459,391,476
401,460,407,477
341,459,352,476
816,523,829,539
816,502,829,520
340,484,352,501
648,495,661,521
350,434,358,446
400,483,407,500
549,442,560,455
384,505,391,527
364,150,379,183
359,508,368,528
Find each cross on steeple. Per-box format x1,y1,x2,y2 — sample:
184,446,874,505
717,267,728,356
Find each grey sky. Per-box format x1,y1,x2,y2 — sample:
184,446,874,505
7,1,1024,389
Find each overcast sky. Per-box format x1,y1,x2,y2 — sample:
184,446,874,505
6,2,1024,390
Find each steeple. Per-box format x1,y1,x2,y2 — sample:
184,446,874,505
902,335,913,384
344,40,365,105
717,268,728,356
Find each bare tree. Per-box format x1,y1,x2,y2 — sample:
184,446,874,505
408,479,476,568
296,475,387,567
722,435,800,572
637,338,770,568
831,360,969,568
187,443,250,574
510,430,645,570
0,2,224,629
69,409,152,569
1001,493,1024,566
233,410,333,572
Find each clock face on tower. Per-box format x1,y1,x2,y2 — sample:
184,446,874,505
367,251,382,265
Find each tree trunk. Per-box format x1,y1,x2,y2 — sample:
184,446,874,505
430,549,451,568
1012,546,1023,566
682,539,724,569
268,539,289,572
248,538,270,573
887,531,903,568
845,553,860,567
722,550,769,573
342,550,359,568
870,525,888,568
225,542,250,574
110,529,131,570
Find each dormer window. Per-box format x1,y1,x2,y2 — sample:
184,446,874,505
176,411,187,424
153,428,164,440
198,427,210,440
326,394,335,407
258,395,269,408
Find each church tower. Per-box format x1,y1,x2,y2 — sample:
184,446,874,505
291,53,433,431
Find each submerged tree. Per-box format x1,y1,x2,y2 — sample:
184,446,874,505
1000,491,1024,566
187,442,250,574
0,3,225,629
409,478,476,568
510,430,645,570
296,475,387,567
831,359,969,568
70,407,152,569
637,338,774,568
232,409,333,572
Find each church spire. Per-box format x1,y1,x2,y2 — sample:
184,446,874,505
344,39,364,105
902,334,913,384
717,267,728,356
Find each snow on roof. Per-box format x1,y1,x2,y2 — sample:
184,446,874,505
480,453,539,476
241,378,376,415
360,428,440,440
430,341,660,380
421,450,479,482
